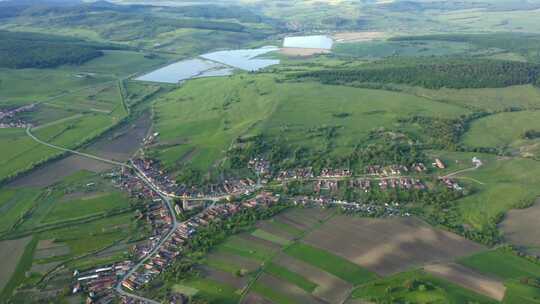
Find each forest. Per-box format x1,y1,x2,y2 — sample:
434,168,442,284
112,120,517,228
391,33,540,62
0,30,126,68
292,58,540,89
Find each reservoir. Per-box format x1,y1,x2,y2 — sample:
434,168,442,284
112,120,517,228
135,58,231,84
283,35,334,49
200,46,280,71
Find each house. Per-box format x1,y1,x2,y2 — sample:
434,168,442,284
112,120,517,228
433,158,446,169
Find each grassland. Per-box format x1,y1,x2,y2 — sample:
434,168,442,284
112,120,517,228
333,40,476,58
453,155,540,230
350,270,497,304
264,262,318,292
406,85,540,112
43,192,131,223
284,242,377,285
152,74,468,175
459,249,540,304
463,111,540,150
0,188,41,233
460,249,540,280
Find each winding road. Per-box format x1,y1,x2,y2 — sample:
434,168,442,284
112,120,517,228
114,162,179,304
26,126,129,168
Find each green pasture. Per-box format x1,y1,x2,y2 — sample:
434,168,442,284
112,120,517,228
350,270,497,304
251,280,297,304
284,242,377,285
251,229,290,246
264,262,318,293
72,50,171,77
459,249,540,304
0,68,113,106
0,188,41,233
453,155,540,230
43,192,131,223
459,249,540,280
212,235,276,261
503,280,540,304
37,212,137,257
180,277,240,304
407,85,540,112
46,83,123,114
152,75,468,175
0,128,58,182
463,111,540,148
333,40,475,58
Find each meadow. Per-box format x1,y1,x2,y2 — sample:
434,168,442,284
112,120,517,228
152,74,468,176
350,270,497,304
459,249,540,304
463,111,540,150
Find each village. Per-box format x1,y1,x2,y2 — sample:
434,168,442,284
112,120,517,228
0,104,35,128
72,153,478,303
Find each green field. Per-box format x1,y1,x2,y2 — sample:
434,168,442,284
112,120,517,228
264,262,318,293
407,85,540,112
43,192,131,223
459,249,540,304
0,188,41,233
333,40,476,58
251,229,290,246
350,270,497,304
459,249,540,280
251,280,298,304
152,75,468,175
453,155,540,230
284,242,377,285
463,111,540,149
179,277,240,304
211,235,275,261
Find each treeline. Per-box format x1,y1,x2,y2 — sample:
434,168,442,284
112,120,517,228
391,33,540,63
0,30,126,69
291,58,540,89
170,5,264,24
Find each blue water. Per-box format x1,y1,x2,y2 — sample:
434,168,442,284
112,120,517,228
135,59,231,84
200,46,280,71
283,35,334,49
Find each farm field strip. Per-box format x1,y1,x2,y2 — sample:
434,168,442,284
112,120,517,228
302,216,485,276
424,263,506,301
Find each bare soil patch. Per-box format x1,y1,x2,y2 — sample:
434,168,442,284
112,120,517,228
284,208,333,227
242,292,274,304
199,265,248,290
0,236,31,292
258,273,328,304
30,261,61,274
237,233,281,251
9,155,112,188
275,213,311,230
257,221,296,240
87,111,151,161
424,263,506,301
303,216,484,276
499,198,540,255
279,48,331,57
333,31,386,43
34,242,70,259
274,253,352,303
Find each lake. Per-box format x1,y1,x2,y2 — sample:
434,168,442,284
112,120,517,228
135,58,231,84
283,35,334,49
200,46,280,71
135,46,279,84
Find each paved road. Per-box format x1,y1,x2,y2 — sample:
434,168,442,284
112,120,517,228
114,161,179,304
26,126,129,168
